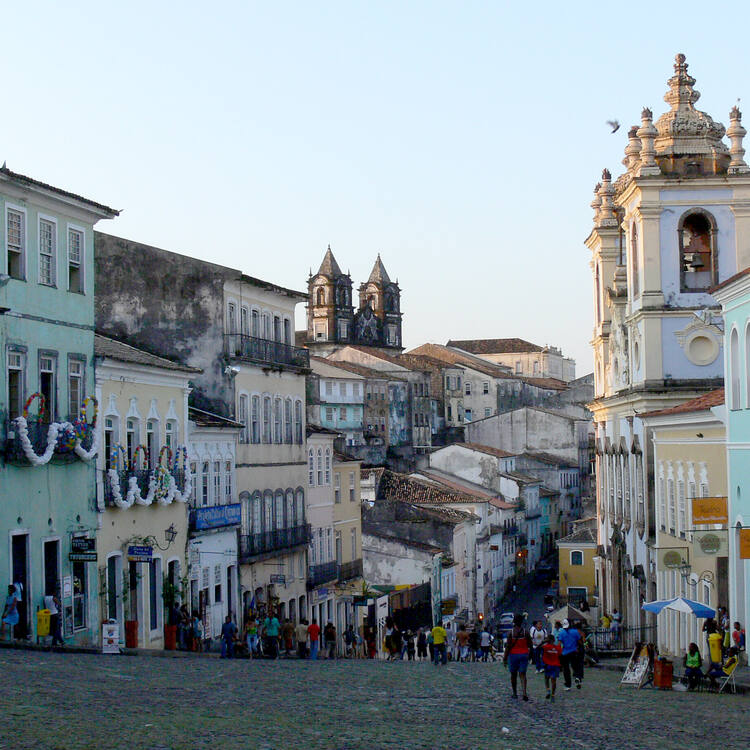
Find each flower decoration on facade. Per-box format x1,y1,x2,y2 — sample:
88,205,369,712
23,392,46,420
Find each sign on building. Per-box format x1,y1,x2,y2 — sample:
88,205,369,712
657,547,689,570
739,528,750,560
192,503,242,530
69,538,97,562
127,545,153,563
693,530,727,557
270,574,286,585
691,496,728,525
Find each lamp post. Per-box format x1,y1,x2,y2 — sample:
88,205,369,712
147,523,178,551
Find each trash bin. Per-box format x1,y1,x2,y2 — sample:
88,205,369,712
654,658,673,689
36,609,51,638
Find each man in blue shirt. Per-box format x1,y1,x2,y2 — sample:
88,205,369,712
220,615,238,659
557,618,584,691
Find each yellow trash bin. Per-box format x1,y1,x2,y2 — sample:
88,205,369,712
37,609,51,637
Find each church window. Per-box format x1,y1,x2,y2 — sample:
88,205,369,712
630,222,640,298
316,287,326,305
679,211,716,292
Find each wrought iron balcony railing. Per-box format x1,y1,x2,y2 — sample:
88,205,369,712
239,524,310,561
103,469,186,507
4,417,95,465
224,333,310,371
307,561,339,589
338,558,363,582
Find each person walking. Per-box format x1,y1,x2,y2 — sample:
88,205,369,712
262,610,281,659
416,628,428,661
445,622,456,661
530,620,547,673
295,619,309,659
220,614,237,659
307,618,321,660
281,618,295,657
343,625,356,658
541,634,562,701
456,624,470,662
480,627,492,661
324,621,337,659
44,592,63,647
431,622,448,665
503,614,532,701
245,615,259,658
558,618,583,691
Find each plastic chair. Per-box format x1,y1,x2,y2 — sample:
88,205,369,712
718,657,739,694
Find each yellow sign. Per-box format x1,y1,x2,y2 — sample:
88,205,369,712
691,496,728,525
740,529,750,560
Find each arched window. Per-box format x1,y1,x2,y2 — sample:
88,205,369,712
731,327,740,410
273,396,282,443
286,489,294,529
630,222,640,298
284,397,293,443
316,448,323,485
294,400,303,443
251,395,260,444
325,448,331,485
295,488,305,526
316,287,325,305
263,490,273,533
570,550,583,566
308,449,315,486
679,211,717,292
262,396,271,443
274,490,284,529
667,477,676,533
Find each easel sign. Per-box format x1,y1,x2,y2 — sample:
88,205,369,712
621,643,653,689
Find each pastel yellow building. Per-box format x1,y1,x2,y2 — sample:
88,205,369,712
557,524,597,606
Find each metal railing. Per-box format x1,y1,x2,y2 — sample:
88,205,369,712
338,558,363,581
307,561,339,588
224,333,310,370
238,524,310,561
586,625,657,652
103,469,186,506
5,417,95,464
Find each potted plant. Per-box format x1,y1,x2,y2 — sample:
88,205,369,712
162,576,181,651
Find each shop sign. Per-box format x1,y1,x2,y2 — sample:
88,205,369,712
193,503,241,530
69,538,97,562
693,529,727,557
270,574,286,585
740,529,750,560
128,545,153,563
657,547,689,570
314,587,329,601
692,496,728,525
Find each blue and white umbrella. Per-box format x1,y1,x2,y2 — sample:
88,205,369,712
641,596,715,618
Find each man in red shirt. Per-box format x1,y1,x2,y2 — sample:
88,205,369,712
307,619,321,660
542,634,562,701
503,614,532,701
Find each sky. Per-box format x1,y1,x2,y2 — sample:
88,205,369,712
3,1,749,374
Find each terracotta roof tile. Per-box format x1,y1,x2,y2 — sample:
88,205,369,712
640,388,725,418
406,343,513,378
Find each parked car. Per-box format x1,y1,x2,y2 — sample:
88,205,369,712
497,612,515,638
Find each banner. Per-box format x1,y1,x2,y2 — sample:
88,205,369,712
692,496,728,525
693,529,727,557
740,529,750,560
657,547,689,570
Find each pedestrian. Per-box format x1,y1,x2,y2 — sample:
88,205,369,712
732,621,746,652
384,617,395,659
558,618,583,691
406,630,416,661
480,627,492,661
445,621,456,661
542,634,562,701
245,614,259,658
324,621,337,659
530,620,547,673
416,628,428,660
684,642,703,690
427,628,434,662
1,584,20,641
295,618,309,658
468,628,480,662
220,614,237,659
344,624,356,658
43,592,63,647
456,623,470,662
191,611,203,652
178,604,190,650
262,610,281,659
552,620,563,644
307,618,321,660
431,621,448,665
390,624,402,661
281,618,295,657
503,614,532,701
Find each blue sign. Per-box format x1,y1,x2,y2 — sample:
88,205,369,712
193,503,242,530
127,545,153,563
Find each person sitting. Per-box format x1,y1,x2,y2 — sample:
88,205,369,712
683,642,703,690
706,647,739,690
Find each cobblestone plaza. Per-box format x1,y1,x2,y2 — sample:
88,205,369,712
1,649,747,750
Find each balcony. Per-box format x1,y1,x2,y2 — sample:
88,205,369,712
239,524,310,562
224,333,309,372
5,417,98,466
338,558,363,582
103,469,187,507
307,561,339,589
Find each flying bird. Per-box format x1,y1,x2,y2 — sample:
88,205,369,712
606,120,620,133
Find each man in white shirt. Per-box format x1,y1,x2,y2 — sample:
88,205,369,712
530,620,548,673
445,621,457,661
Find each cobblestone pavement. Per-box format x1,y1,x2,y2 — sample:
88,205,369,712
1,649,748,750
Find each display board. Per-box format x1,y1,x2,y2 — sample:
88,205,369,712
620,643,653,688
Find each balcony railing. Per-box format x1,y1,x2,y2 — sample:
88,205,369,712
5,417,96,465
224,333,310,371
338,558,363,582
307,561,339,589
239,524,310,561
103,469,186,507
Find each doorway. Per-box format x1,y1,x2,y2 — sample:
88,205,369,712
11,534,30,639
43,539,60,599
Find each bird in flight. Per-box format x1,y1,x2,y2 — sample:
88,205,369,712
606,120,620,133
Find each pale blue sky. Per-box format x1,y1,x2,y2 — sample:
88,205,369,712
3,2,749,373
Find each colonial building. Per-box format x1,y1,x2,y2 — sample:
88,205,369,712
0,165,117,644
306,247,403,354
586,55,749,629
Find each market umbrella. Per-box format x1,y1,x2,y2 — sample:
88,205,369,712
641,596,715,618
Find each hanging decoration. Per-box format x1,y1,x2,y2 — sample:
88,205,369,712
23,392,46,420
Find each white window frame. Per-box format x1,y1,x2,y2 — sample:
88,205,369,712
66,223,85,294
5,203,26,280
68,358,84,418
570,549,584,566
38,214,57,287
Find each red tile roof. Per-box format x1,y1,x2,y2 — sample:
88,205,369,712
407,343,513,378
640,388,725,418
710,268,750,295
447,338,543,354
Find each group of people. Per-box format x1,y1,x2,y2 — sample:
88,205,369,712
384,620,499,664
682,612,746,690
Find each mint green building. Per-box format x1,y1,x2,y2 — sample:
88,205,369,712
1,165,117,644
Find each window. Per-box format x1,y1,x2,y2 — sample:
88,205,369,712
202,462,209,506
241,306,249,335
515,361,522,374
366,388,372,401
730,328,740,410
6,207,25,279
327,528,333,560
296,488,305,525
262,396,271,443
445,375,452,390
165,420,176,450
484,408,491,418
630,222,640,298
570,550,583,566
533,361,540,375
67,359,83,418
39,355,55,420
126,419,138,464
239,394,249,443
351,528,357,560
335,531,342,565
668,478,676,533
251,395,260,443
285,398,293,443
68,227,84,293
326,380,333,396
325,407,334,422
456,376,462,390
339,407,347,421
190,462,197,504
262,312,271,340
104,417,115,467
334,473,341,503
72,555,87,630
286,489,294,530
274,490,284,529
283,318,291,345
338,320,348,339
659,475,666,530
349,471,355,502
274,315,281,342
483,382,489,394
465,381,471,395
678,480,686,536
251,309,260,337
274,397,282,443
214,564,222,604
294,400,303,444
227,302,237,334
340,382,347,397
146,420,158,470
325,448,331,484
679,211,716,292
317,448,323,485
308,449,315,486
464,408,472,422
213,461,221,504
149,557,160,631
38,218,56,286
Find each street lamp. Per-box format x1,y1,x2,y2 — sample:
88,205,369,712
147,523,178,551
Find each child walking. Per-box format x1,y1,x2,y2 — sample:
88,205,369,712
542,634,562,702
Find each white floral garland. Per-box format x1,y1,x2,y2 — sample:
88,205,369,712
11,416,100,467
107,460,192,510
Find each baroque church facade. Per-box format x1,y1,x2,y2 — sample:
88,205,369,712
587,55,750,630
306,246,403,355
